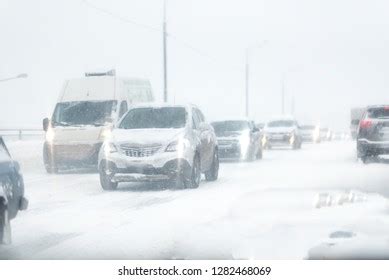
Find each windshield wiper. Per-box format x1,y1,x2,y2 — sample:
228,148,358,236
92,122,106,127
53,121,71,126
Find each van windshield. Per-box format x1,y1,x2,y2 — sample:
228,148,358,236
52,100,117,126
119,107,187,129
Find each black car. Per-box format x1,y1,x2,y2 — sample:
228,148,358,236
357,105,389,163
211,120,262,161
0,137,28,244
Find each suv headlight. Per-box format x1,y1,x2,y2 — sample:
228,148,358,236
239,133,250,149
45,127,55,142
103,142,118,154
165,138,190,153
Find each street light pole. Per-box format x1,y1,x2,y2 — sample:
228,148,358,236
281,72,286,114
245,41,267,118
162,0,168,103
245,49,249,117
281,66,300,115
0,73,28,83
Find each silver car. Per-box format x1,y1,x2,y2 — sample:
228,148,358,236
263,117,303,149
98,104,219,190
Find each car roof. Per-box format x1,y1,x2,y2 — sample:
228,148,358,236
211,118,252,123
268,115,296,122
128,103,198,111
366,105,389,110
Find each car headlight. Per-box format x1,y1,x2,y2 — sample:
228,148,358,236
261,135,267,146
289,133,295,144
165,138,190,153
99,128,112,141
45,127,55,142
103,142,118,154
239,133,250,148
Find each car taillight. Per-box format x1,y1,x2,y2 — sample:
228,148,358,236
359,119,372,129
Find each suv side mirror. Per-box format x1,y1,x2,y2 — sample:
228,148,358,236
43,118,50,132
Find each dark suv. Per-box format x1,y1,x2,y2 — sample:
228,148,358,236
0,137,28,244
211,120,262,161
357,105,389,163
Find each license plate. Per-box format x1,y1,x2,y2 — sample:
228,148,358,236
219,145,233,149
271,135,283,140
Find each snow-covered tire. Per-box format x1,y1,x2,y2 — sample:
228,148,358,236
99,162,118,191
43,145,58,174
45,165,58,174
205,150,219,181
0,200,11,245
256,147,263,160
292,139,302,150
185,154,201,189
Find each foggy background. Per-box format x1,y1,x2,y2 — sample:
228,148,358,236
1,0,389,130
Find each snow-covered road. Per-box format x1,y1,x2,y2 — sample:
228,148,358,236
1,139,389,259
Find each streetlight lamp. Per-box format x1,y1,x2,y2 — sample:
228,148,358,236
245,41,267,117
0,73,28,83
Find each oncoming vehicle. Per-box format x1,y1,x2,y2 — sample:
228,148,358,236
42,70,154,173
98,104,219,190
300,125,321,143
357,105,389,163
320,127,332,141
0,137,28,244
263,117,302,149
211,119,262,160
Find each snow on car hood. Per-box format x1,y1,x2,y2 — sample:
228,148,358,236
216,130,246,139
112,128,185,146
264,126,295,133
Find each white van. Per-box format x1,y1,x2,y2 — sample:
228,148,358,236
42,70,154,173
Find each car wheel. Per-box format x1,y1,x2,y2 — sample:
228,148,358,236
3,174,22,220
292,140,298,150
185,154,201,189
0,200,11,245
361,155,370,164
99,162,118,191
205,150,219,181
43,145,58,174
256,146,263,159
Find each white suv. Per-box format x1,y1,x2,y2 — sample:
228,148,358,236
264,117,303,149
98,104,219,190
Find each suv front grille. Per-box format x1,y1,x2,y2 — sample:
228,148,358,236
120,145,162,157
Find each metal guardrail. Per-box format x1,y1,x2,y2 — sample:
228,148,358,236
0,128,43,140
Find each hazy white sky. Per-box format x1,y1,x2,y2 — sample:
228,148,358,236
1,0,389,130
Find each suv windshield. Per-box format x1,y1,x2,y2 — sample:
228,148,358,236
120,107,187,129
367,107,389,119
267,120,294,127
211,121,249,136
300,125,315,130
52,100,116,126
